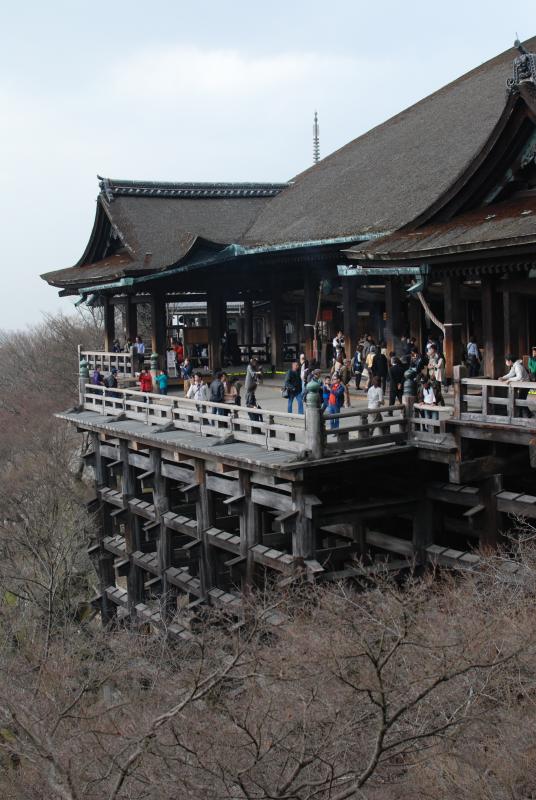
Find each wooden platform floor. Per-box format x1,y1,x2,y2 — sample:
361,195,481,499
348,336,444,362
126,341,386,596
57,408,419,473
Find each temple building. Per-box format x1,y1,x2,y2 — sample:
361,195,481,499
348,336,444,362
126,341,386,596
42,39,536,632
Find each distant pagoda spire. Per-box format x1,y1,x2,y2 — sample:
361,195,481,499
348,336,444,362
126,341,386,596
313,111,320,164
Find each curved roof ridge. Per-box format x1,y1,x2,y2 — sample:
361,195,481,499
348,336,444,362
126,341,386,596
98,177,290,200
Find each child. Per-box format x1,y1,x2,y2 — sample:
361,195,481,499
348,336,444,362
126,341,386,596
155,370,168,395
327,377,345,430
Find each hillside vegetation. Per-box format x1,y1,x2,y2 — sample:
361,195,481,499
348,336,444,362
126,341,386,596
0,314,535,800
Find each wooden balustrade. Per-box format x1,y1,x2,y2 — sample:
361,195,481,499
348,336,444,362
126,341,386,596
410,403,453,434
81,348,136,376
323,405,408,452
83,384,306,454
457,377,535,427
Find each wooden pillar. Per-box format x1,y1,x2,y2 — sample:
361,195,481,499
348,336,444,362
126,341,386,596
481,277,504,378
125,295,138,342
270,277,283,370
504,291,525,357
443,275,464,381
238,470,261,587
150,292,167,367
120,439,144,615
384,277,402,355
479,474,503,550
91,433,116,624
292,485,314,560
303,269,317,362
103,296,115,352
194,459,216,594
408,298,423,350
342,277,358,359
413,498,436,561
244,297,254,348
150,449,173,616
207,290,225,370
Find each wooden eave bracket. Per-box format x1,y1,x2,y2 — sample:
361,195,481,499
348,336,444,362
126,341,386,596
275,508,299,533
181,539,202,551
114,557,130,576
223,494,246,510
463,504,485,518
225,554,247,568
107,458,123,469
182,481,200,501
138,469,155,481
142,520,161,532
110,507,128,518
144,576,162,589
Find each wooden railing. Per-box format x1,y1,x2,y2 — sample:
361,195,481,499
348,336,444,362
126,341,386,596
323,405,408,452
82,384,306,454
457,376,535,427
410,403,453,434
80,347,136,376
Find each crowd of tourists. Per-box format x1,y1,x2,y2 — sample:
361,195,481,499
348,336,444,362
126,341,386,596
91,333,536,425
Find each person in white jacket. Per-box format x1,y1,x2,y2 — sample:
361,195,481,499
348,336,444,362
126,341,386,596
186,373,209,402
499,355,532,418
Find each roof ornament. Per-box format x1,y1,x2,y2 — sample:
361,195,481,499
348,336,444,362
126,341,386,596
507,39,536,92
97,175,114,203
313,111,320,164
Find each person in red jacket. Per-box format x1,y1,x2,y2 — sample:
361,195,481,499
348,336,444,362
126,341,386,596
139,369,153,393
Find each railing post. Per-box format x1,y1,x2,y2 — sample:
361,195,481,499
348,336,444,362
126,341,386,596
304,378,324,459
402,395,414,437
79,358,89,405
452,364,467,417
507,384,515,421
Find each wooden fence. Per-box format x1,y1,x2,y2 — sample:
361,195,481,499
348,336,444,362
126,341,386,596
457,376,535,427
80,347,136,376
83,384,306,454
323,405,409,452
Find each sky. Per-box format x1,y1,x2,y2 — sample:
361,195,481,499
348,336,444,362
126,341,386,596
1,0,535,329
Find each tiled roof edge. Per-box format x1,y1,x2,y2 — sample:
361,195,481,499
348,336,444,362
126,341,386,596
97,176,290,200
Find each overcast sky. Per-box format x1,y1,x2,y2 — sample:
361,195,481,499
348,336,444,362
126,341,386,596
1,0,535,329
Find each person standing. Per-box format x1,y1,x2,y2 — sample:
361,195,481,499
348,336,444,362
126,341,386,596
154,370,168,396
245,358,262,409
181,358,193,395
326,376,345,429
388,356,405,407
466,337,481,377
91,366,104,386
135,337,145,372
427,346,444,386
371,348,388,394
417,377,445,428
209,370,225,422
222,373,240,406
186,373,209,402
367,376,384,430
139,368,153,394
529,346,536,381
499,354,532,418
339,359,353,407
352,346,364,390
284,361,303,414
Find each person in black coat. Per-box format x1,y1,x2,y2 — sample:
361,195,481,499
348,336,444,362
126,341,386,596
388,356,405,407
371,350,388,393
